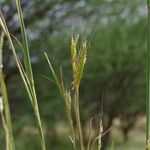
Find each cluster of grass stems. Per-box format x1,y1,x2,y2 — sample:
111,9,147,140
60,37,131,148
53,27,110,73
1,0,150,150
0,30,15,150
0,0,104,149
45,35,104,150
0,0,45,149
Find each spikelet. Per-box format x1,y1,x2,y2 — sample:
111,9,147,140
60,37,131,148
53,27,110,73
71,35,79,84
71,35,87,89
77,41,87,86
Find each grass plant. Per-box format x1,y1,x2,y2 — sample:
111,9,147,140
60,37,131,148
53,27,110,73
0,1,106,150
45,35,104,150
0,31,15,150
0,0,46,149
45,35,87,150
45,53,77,150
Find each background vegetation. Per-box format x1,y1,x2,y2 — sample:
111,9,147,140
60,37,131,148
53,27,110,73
0,0,148,149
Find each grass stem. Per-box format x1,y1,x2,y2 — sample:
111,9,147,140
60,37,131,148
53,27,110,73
146,1,150,149
44,53,77,150
0,32,15,150
0,2,46,149
73,86,84,150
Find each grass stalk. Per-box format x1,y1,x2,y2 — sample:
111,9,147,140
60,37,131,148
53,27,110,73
97,94,103,150
73,86,84,150
45,35,87,150
71,35,87,150
0,12,34,105
0,32,15,150
0,2,46,149
15,1,46,148
15,0,33,79
1,109,9,150
44,53,77,150
147,1,150,150
87,119,92,150
97,119,103,150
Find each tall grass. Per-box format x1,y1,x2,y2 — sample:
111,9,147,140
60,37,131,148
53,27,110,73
0,1,104,149
147,0,150,150
45,35,87,149
45,35,104,150
0,0,46,149
44,53,77,150
0,31,15,150
71,35,86,150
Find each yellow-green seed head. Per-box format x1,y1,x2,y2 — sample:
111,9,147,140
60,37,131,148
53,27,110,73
71,35,87,89
76,41,87,85
71,35,79,78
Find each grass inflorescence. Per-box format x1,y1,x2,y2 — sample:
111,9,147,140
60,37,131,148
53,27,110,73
45,35,87,150
45,35,104,150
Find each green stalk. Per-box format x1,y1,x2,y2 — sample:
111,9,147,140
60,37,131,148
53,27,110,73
147,1,150,150
15,1,46,149
0,13,34,106
64,91,77,150
0,32,15,150
0,2,46,149
1,77,15,150
71,36,86,150
1,111,9,150
15,0,33,79
73,86,84,150
87,119,92,150
44,53,77,150
45,35,86,149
